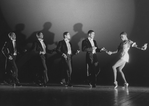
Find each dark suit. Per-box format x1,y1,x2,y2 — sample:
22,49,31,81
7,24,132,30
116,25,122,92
82,38,102,86
56,40,76,85
33,39,49,85
1,40,19,84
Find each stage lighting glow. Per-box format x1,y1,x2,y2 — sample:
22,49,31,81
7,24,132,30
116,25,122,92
0,0,135,59
0,0,136,77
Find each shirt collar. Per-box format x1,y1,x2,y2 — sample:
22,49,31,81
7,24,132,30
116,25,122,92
38,38,43,42
64,38,70,43
11,39,16,42
88,37,93,41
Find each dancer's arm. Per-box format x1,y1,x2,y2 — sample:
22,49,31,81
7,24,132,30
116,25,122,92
106,50,118,55
131,41,148,50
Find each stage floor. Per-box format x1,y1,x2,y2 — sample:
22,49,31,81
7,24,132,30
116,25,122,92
0,84,149,106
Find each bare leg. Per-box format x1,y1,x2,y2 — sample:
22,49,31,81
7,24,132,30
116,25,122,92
118,62,127,83
112,59,125,88
118,63,129,88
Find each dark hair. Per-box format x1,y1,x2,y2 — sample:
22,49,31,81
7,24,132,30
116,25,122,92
120,32,127,36
8,32,15,37
63,32,69,38
37,31,42,36
88,30,94,34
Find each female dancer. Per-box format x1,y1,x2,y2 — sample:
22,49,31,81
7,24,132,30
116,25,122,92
107,32,147,89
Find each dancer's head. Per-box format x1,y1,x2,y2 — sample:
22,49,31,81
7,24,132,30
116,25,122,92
120,32,128,41
36,32,44,40
8,32,16,41
88,30,95,39
63,32,71,41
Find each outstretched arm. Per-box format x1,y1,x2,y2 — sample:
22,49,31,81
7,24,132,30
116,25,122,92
93,40,107,53
106,50,118,55
132,42,148,50
106,42,122,55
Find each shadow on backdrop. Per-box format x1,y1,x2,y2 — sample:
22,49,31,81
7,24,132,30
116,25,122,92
126,0,149,86
26,22,55,49
70,23,88,83
71,23,87,51
14,23,26,55
19,22,58,83
12,23,28,82
0,9,11,82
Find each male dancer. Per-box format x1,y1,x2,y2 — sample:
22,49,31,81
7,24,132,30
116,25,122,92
33,32,49,86
82,30,106,88
56,32,79,87
2,32,20,86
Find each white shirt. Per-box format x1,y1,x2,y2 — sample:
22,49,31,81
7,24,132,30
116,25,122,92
38,39,46,54
88,37,96,54
12,40,17,55
64,39,72,55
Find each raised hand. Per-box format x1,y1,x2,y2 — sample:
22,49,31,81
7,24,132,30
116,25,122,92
142,43,148,50
8,55,13,60
132,42,137,47
101,47,107,52
106,51,113,55
62,53,67,59
92,46,97,50
76,50,80,54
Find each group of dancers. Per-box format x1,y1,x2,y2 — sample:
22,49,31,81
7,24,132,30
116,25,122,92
1,30,148,88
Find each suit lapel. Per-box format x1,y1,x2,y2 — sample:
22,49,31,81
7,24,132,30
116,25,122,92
63,40,68,53
37,40,44,51
9,40,14,54
86,38,92,47
93,40,96,47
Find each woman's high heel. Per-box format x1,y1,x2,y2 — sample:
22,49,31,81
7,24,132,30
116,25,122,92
114,81,118,89
124,83,129,88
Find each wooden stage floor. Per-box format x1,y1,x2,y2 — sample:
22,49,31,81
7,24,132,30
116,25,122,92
0,84,149,106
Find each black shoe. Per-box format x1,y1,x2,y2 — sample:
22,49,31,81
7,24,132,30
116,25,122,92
90,84,96,88
3,80,12,85
92,84,96,88
37,83,43,86
37,82,47,87
60,81,66,86
12,82,21,86
66,83,73,87
89,83,92,87
16,83,21,86
43,83,47,87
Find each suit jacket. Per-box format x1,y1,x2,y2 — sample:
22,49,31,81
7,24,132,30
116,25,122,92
33,39,48,56
2,40,17,58
82,38,102,64
56,40,76,57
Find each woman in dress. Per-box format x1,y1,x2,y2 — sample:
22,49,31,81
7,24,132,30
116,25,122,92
107,32,147,89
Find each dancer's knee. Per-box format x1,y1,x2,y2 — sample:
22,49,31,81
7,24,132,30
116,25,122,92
112,65,116,71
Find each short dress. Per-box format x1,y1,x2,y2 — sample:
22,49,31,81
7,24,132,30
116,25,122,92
117,40,134,62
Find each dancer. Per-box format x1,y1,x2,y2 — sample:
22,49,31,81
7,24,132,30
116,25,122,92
2,32,20,86
33,32,49,86
82,30,106,88
56,32,79,87
107,32,147,89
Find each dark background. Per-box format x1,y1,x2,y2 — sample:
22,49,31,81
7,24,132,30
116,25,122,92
0,0,149,87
